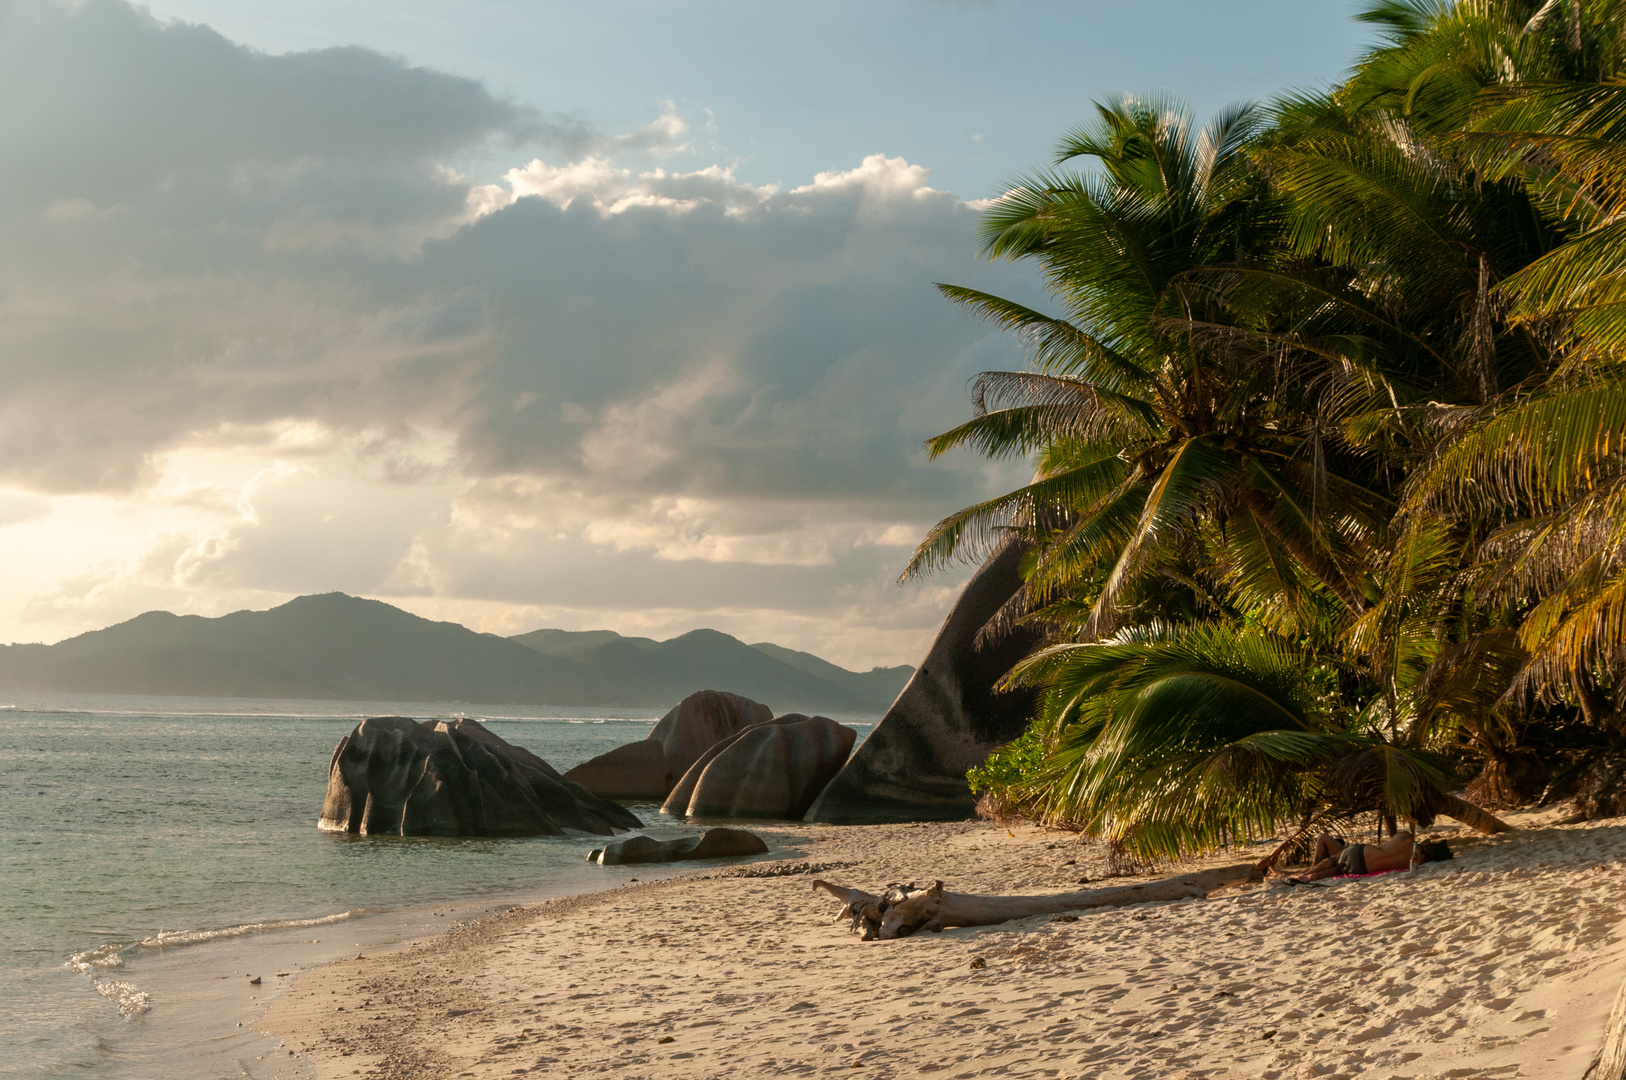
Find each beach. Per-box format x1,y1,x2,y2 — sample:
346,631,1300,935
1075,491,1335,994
258,809,1626,1080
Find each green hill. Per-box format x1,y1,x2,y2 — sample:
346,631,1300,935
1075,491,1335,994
510,626,910,710
0,593,911,712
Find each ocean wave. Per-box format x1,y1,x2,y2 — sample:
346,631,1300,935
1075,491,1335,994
0,702,660,722
92,978,151,1018
133,909,369,950
66,907,373,1020
66,943,126,972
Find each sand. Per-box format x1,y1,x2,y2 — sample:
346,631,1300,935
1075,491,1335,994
258,810,1626,1079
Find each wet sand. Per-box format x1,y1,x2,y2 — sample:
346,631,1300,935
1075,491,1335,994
259,810,1626,1079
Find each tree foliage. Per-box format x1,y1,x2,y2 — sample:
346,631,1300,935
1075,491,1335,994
928,0,1626,859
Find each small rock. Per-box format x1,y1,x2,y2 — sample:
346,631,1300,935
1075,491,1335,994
596,828,768,865
249,976,261,985
1261,1030,1277,1040
1077,876,1091,884
968,957,987,970
658,1036,675,1044
1050,914,1078,923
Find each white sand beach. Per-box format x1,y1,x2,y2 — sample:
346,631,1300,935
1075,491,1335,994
259,810,1626,1079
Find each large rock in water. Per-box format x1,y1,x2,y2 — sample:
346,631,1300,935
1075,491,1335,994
804,539,1042,824
661,714,856,819
319,716,641,836
562,690,773,800
589,827,769,865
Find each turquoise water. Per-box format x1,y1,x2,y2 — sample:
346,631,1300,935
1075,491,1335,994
0,693,875,1079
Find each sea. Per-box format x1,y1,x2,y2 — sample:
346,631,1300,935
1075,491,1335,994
0,692,876,1079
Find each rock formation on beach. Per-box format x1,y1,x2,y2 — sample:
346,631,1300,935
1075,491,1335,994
319,716,641,837
660,713,856,819
562,690,773,800
588,827,769,865
805,539,1042,824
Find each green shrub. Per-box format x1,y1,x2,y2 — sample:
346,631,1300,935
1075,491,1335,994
966,724,1048,822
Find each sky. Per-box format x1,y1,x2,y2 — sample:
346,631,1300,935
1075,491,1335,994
0,0,1375,668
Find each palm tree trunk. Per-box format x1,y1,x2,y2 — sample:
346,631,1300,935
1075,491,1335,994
1432,791,1513,834
1577,672,1616,732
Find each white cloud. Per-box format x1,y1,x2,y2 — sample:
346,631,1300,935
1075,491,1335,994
791,154,939,198
0,0,1042,666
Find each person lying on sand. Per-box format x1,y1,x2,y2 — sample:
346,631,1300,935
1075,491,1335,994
1284,831,1453,883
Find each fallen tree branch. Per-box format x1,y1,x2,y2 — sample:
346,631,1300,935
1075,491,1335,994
812,862,1261,940
1585,968,1626,1080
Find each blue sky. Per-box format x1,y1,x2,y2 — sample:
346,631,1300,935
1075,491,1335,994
0,0,1379,666
143,0,1372,198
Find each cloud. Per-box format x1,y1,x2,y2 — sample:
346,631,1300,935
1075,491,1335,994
0,0,1042,666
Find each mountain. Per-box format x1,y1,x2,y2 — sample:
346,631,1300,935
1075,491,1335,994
0,593,912,712
747,640,914,706
510,627,912,711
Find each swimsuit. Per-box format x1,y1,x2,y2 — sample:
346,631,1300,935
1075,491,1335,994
1335,843,1367,875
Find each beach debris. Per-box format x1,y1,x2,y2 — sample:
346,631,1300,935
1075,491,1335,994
592,828,768,866
249,976,261,985
1050,914,1079,923
968,957,987,970
812,862,1262,940
1588,967,1626,1080
714,859,854,879
658,1036,675,1044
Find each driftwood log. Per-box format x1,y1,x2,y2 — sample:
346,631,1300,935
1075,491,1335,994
1586,974,1626,1080
813,862,1261,941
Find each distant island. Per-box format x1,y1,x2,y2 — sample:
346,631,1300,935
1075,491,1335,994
0,593,913,713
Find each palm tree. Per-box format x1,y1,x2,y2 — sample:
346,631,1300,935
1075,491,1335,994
996,620,1506,863
908,96,1383,642
923,1,1626,852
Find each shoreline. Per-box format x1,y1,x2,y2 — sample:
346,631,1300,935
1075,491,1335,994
84,830,761,1080
261,812,1626,1080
